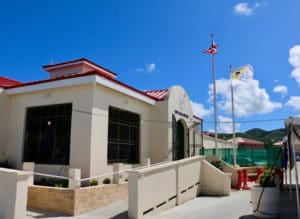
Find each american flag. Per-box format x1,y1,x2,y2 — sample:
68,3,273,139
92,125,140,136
203,35,218,55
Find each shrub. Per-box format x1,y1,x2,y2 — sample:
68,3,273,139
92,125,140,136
258,168,276,187
0,159,16,169
90,179,99,186
211,161,222,170
102,178,111,184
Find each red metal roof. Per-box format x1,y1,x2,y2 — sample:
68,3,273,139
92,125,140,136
43,58,117,77
235,137,264,145
0,76,22,88
144,89,168,100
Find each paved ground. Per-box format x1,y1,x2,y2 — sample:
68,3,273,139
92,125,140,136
27,189,300,219
27,163,300,219
27,186,300,219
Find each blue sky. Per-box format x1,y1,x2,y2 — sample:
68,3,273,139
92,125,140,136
0,0,299,133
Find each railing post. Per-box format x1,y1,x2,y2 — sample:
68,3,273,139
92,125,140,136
68,169,81,189
113,163,122,184
22,162,35,185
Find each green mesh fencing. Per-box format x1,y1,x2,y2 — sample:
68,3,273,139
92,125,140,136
202,147,282,168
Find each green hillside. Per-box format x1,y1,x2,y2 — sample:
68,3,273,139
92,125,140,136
218,128,287,145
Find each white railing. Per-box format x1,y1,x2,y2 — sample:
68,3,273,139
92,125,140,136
23,160,171,189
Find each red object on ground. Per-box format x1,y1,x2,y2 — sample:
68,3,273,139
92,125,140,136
241,169,250,190
236,170,242,190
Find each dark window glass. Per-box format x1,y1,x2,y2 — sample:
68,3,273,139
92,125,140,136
107,106,140,163
23,103,72,165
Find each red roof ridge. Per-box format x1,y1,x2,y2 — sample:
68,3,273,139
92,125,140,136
144,88,169,92
0,76,23,88
144,89,169,101
43,58,117,77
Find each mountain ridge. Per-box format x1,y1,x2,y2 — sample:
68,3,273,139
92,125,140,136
218,128,287,145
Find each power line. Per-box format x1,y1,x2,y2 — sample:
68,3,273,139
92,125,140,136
205,118,286,124
73,108,286,125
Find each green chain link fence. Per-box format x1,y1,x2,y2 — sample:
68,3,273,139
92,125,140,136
202,147,282,168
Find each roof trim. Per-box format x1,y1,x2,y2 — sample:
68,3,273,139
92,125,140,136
43,58,117,78
5,71,156,105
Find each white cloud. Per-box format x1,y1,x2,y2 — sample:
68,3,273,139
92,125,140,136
191,100,211,118
135,62,157,73
218,115,241,134
208,78,282,117
285,96,300,110
289,45,300,86
273,85,288,97
289,45,300,68
146,63,156,73
234,3,260,16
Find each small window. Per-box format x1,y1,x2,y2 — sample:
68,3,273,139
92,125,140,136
107,107,140,163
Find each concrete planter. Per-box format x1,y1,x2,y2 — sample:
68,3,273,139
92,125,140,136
251,186,280,218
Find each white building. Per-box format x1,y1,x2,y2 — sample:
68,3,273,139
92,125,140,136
0,58,203,178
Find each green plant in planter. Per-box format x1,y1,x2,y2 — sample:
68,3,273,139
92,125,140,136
258,168,276,187
90,179,99,186
102,178,111,184
211,161,222,170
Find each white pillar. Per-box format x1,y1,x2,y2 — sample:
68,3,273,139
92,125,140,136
68,168,81,189
22,162,35,185
0,168,31,219
113,163,122,184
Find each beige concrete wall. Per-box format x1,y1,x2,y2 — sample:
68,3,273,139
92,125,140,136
6,81,154,178
128,156,204,219
0,168,31,219
149,100,170,163
167,86,195,160
149,86,198,163
200,160,231,196
0,88,10,155
6,84,94,175
27,183,128,216
89,85,153,177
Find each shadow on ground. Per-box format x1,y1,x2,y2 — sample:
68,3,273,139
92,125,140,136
26,208,67,218
110,211,128,219
239,215,256,219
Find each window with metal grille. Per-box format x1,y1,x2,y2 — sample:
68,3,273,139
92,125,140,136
23,103,72,164
107,106,140,163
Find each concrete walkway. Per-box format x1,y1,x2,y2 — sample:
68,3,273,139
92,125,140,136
26,162,300,218
27,187,300,219
27,190,253,219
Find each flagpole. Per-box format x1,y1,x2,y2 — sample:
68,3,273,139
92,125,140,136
211,34,218,155
230,65,237,166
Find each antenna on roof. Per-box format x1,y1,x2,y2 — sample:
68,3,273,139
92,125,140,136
50,59,55,65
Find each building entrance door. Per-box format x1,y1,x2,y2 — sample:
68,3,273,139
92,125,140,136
172,117,185,161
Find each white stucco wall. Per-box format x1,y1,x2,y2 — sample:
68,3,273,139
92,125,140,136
2,80,202,179
4,81,155,178
6,84,94,176
149,86,197,163
0,88,10,156
89,84,153,177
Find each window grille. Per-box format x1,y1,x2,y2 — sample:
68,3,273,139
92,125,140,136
107,106,140,163
23,103,72,164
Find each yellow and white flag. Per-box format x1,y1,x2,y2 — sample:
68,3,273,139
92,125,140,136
231,64,253,81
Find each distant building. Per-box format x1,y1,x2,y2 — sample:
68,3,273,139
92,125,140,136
228,137,264,149
203,134,234,149
273,140,283,147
